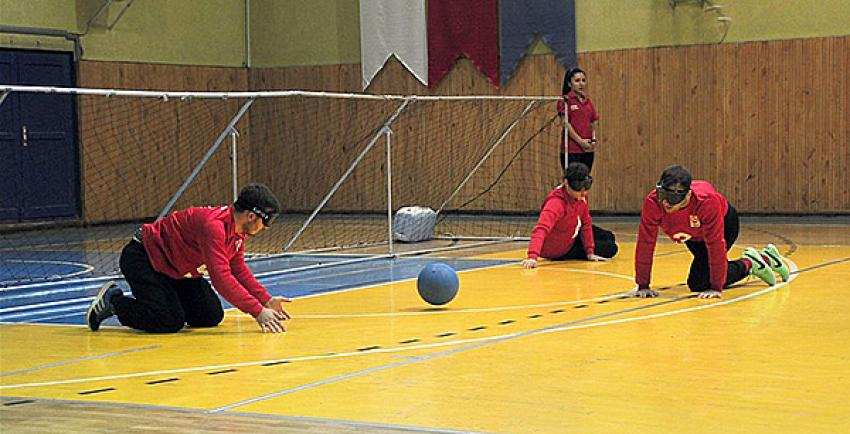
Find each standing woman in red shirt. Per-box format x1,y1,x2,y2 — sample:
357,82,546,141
522,162,618,268
633,165,790,299
86,183,292,333
558,67,599,173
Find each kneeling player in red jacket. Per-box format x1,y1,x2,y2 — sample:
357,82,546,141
87,183,291,333
522,162,618,269
634,165,790,299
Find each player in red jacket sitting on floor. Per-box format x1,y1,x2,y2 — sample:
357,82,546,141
522,162,618,269
633,165,790,299
87,183,291,333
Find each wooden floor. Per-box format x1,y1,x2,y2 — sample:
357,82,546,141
2,219,849,433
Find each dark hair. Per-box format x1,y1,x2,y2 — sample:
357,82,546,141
562,67,586,95
234,183,281,214
658,165,692,190
565,162,589,182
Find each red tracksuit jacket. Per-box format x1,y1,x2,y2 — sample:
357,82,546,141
635,180,729,290
527,186,594,260
141,205,271,317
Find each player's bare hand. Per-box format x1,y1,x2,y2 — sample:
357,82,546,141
586,254,608,262
634,288,658,298
521,258,538,269
697,290,722,299
256,307,285,333
264,296,292,320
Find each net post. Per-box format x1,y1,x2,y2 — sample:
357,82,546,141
435,100,538,215
230,127,239,202
283,98,412,252
563,96,569,172
157,97,255,219
386,126,394,256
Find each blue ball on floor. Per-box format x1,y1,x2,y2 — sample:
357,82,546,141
417,262,459,306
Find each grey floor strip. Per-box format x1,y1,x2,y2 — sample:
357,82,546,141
0,345,160,377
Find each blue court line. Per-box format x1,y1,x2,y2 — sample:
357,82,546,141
0,256,514,325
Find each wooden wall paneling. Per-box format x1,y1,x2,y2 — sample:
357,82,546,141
813,38,827,211
77,61,249,223
103,35,845,217
840,37,850,210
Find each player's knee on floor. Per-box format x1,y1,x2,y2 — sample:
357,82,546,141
149,314,186,333
595,242,619,258
187,309,224,328
687,276,710,292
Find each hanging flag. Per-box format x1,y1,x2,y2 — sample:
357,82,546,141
360,0,428,89
500,0,576,86
427,0,499,88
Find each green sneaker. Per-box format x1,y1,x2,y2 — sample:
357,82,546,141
742,247,776,286
761,244,790,282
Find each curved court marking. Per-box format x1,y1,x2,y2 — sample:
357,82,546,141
0,259,95,286
276,268,636,319
0,258,799,391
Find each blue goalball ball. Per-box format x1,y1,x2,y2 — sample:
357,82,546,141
417,262,460,306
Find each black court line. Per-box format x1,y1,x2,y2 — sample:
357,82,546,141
399,338,420,344
357,346,381,352
528,314,542,318
146,378,179,385
499,320,515,325
207,369,237,375
435,332,455,338
78,387,115,395
748,227,798,256
468,326,487,331
210,295,695,413
550,309,564,314
2,399,35,406
261,360,291,367
573,304,589,309
792,257,850,273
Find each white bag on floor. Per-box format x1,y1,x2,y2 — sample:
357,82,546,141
393,206,437,242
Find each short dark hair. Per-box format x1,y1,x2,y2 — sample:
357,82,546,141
234,183,281,214
658,165,692,190
565,162,590,182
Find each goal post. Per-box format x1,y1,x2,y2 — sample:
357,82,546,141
0,85,562,288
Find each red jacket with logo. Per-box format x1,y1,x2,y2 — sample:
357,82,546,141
635,180,729,290
557,91,599,154
141,205,271,317
527,186,594,260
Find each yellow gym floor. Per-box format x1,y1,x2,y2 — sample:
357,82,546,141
2,221,849,433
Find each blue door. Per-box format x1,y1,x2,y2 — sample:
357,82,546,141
0,50,79,222
0,53,20,221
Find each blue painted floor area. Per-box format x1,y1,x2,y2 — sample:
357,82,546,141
0,249,121,286
0,255,514,326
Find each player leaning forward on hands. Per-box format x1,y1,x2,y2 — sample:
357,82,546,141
522,162,618,269
633,165,790,300
87,183,291,333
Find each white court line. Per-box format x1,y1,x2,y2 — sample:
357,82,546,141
0,258,798,391
0,259,95,287
259,268,636,319
12,261,518,326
